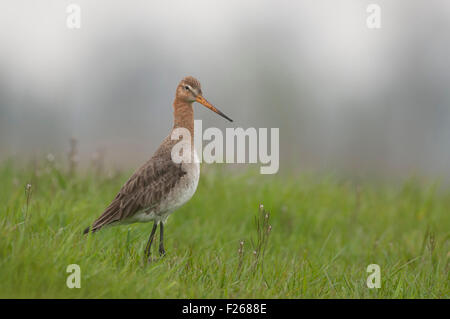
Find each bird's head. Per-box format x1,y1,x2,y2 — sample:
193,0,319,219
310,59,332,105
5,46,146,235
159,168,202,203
176,76,233,122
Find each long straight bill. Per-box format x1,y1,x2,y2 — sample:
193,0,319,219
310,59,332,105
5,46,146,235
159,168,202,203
196,95,233,122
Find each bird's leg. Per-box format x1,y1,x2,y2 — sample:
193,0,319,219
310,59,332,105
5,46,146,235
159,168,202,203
145,222,158,259
159,222,166,256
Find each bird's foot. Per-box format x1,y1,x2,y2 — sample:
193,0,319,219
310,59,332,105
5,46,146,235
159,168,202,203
144,251,165,264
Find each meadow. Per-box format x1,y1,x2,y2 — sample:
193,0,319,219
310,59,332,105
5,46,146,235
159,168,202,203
0,157,448,298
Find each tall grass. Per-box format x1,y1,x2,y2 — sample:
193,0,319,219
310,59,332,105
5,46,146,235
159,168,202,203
0,156,448,298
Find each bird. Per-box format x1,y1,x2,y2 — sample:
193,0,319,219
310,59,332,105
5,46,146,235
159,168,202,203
83,76,233,259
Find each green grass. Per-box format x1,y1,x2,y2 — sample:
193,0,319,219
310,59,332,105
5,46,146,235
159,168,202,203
0,158,448,298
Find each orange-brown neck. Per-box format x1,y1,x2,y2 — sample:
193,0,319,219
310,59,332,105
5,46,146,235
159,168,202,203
172,98,194,141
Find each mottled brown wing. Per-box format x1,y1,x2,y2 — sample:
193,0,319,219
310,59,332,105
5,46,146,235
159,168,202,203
88,144,186,232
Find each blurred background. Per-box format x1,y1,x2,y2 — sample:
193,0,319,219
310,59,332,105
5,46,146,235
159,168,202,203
1,0,449,180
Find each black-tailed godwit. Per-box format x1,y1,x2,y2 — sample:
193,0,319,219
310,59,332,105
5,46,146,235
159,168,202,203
84,76,232,259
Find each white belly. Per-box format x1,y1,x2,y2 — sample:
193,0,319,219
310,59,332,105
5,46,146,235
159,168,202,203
128,150,200,224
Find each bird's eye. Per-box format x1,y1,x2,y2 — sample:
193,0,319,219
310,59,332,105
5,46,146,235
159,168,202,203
184,86,190,90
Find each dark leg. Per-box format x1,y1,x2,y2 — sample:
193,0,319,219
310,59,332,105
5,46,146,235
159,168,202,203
145,222,158,258
159,222,166,256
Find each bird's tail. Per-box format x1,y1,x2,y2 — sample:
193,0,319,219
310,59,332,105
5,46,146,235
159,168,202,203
83,200,121,235
83,224,103,234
